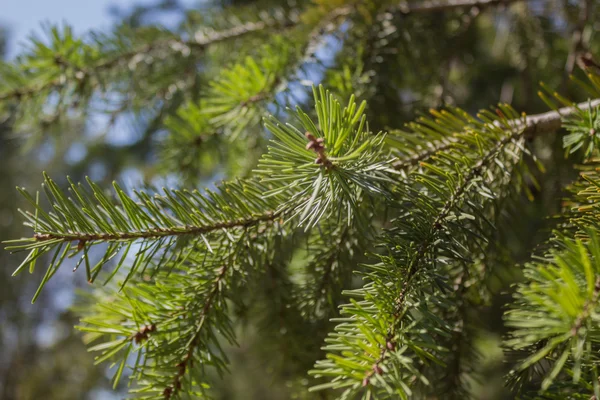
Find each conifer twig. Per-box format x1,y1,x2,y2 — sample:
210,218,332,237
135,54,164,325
31,211,279,244
392,139,458,170
365,127,524,386
0,0,526,104
393,98,600,172
0,19,295,102
519,98,600,137
390,0,525,14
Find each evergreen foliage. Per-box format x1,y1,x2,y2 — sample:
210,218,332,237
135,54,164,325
3,0,600,399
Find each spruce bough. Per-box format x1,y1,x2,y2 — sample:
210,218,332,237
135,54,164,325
3,0,600,399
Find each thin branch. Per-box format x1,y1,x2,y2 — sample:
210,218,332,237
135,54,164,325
0,0,526,104
390,0,525,14
32,211,279,243
392,98,600,172
519,98,600,137
392,139,458,170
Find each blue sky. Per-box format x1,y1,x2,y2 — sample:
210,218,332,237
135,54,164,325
1,0,195,58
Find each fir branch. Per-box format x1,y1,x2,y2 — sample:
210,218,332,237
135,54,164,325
256,85,397,228
314,227,351,300
390,98,600,172
159,9,353,178
198,38,297,139
365,127,524,386
390,0,525,14
31,212,278,243
165,264,228,400
0,19,295,103
4,0,600,399
296,223,360,321
504,232,600,394
310,102,529,398
74,212,300,399
503,76,600,394
4,173,288,299
77,243,239,399
0,0,529,105
6,86,392,305
519,98,600,138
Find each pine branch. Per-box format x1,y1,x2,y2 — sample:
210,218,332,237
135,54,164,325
366,126,524,386
76,237,245,399
310,102,530,397
0,0,527,105
390,0,525,14
390,98,600,173
165,264,228,400
505,231,600,395
504,72,600,396
5,86,394,304
519,98,600,137
31,212,278,243
0,19,295,103
3,172,287,302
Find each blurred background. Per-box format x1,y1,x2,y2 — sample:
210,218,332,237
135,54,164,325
0,0,598,399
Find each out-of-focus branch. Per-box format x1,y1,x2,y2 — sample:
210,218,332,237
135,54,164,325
390,0,525,14
0,0,526,104
563,0,593,84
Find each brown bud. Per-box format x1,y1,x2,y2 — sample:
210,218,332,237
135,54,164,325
373,364,383,375
578,53,600,74
386,341,395,351
176,361,186,375
362,377,370,387
305,132,316,141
